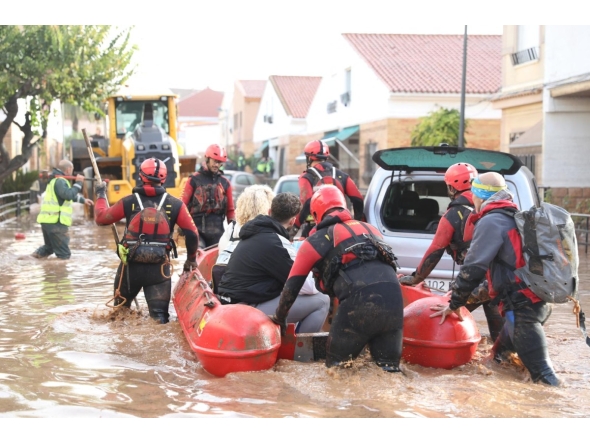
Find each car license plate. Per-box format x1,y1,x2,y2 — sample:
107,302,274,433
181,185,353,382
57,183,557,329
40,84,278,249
424,279,452,293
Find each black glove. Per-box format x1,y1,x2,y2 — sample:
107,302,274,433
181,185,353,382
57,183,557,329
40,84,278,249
183,259,198,272
399,272,424,286
95,181,107,199
268,314,287,337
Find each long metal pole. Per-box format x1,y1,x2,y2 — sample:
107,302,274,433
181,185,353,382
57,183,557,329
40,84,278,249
82,128,120,244
459,25,468,148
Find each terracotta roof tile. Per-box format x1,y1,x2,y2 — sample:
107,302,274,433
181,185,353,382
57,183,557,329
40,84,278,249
270,75,322,118
237,80,267,98
177,88,224,117
342,33,501,94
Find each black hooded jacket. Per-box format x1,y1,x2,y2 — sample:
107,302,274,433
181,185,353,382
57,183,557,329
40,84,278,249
217,214,296,304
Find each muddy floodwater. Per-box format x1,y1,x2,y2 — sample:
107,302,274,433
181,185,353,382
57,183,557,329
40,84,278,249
1,216,589,420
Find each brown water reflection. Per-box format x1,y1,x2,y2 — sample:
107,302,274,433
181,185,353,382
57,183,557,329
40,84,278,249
0,218,589,419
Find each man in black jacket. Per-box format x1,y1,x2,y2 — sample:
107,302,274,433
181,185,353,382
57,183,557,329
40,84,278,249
217,192,329,333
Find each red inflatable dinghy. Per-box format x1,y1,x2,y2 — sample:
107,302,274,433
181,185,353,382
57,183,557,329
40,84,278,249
173,268,281,377
402,295,481,369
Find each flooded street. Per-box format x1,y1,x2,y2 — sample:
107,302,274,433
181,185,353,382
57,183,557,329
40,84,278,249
1,216,589,419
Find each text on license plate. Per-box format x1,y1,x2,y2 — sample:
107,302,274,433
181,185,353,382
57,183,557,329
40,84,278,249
424,279,452,293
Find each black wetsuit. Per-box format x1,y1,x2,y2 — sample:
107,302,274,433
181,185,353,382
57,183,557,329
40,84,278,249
275,209,404,370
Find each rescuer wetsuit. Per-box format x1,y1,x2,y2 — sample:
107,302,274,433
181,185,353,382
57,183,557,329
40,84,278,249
181,167,235,248
449,190,559,385
95,183,199,323
275,209,403,370
414,190,504,342
296,162,364,237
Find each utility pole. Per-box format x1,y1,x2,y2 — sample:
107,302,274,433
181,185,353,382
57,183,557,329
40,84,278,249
459,25,468,148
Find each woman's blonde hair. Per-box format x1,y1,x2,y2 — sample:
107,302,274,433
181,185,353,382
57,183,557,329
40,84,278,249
235,184,275,226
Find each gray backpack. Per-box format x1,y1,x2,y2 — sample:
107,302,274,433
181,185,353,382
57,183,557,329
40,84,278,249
497,203,579,303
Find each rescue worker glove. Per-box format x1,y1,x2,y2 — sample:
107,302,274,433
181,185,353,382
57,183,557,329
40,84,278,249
183,259,198,272
95,181,107,199
399,272,424,286
268,314,287,337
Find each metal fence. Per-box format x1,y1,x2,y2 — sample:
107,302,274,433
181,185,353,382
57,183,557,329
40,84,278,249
572,213,590,254
0,191,32,226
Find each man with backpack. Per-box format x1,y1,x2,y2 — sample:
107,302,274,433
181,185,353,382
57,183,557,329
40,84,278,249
270,186,404,372
430,172,560,386
181,144,235,248
399,163,504,342
94,158,199,324
295,140,364,238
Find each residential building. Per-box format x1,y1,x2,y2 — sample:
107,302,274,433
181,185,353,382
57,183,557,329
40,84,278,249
253,75,322,179
219,80,266,162
304,33,503,188
177,87,224,159
492,25,590,211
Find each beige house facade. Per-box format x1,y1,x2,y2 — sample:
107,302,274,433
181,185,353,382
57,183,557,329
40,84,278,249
492,26,590,212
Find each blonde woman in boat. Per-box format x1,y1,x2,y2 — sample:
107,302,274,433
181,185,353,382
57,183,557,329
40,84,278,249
212,184,275,290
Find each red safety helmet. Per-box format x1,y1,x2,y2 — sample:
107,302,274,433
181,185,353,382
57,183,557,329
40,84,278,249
304,140,330,161
310,185,347,224
139,158,167,184
205,144,228,162
444,162,477,191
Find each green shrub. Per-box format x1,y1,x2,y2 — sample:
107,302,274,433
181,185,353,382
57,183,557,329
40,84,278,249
2,170,40,194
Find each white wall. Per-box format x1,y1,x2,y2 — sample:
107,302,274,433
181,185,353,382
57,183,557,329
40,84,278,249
388,94,500,119
542,26,590,187
545,26,590,83
306,42,391,134
253,82,303,143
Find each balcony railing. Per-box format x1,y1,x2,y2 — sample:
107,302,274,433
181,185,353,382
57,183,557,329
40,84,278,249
511,47,539,65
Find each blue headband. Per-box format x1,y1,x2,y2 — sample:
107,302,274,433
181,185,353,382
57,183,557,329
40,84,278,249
471,177,506,200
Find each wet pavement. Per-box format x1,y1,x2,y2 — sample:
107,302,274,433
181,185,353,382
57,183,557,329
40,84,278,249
0,216,589,419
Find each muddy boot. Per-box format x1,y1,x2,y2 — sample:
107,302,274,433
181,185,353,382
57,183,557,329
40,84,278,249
376,361,402,373
534,373,562,387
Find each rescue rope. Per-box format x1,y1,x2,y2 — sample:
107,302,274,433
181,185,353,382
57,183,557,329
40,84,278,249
198,279,217,307
567,296,581,328
161,260,174,279
105,263,128,310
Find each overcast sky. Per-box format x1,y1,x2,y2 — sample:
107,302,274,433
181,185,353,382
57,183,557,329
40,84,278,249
11,0,579,94
126,1,503,92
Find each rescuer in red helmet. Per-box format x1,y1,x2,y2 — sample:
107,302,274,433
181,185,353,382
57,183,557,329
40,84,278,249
399,162,504,342
181,144,235,247
94,157,199,324
270,185,404,373
295,140,364,238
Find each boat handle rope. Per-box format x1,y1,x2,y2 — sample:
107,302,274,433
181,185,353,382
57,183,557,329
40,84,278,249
198,279,217,307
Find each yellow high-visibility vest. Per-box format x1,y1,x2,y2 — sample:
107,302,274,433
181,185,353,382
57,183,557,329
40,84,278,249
37,178,73,226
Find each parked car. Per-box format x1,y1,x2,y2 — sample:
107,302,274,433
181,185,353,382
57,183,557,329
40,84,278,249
364,145,541,293
221,170,260,202
273,174,300,196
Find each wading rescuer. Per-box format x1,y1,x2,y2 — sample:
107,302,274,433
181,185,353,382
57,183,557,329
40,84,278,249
270,186,404,372
181,144,235,248
295,140,364,238
399,162,504,342
32,159,94,260
94,158,199,324
430,172,560,386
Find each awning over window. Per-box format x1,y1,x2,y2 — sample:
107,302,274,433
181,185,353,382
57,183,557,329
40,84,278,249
509,121,542,149
254,140,269,157
323,125,360,147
